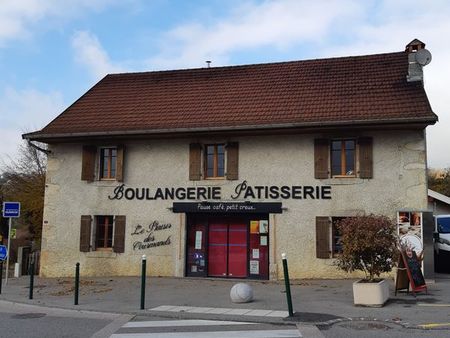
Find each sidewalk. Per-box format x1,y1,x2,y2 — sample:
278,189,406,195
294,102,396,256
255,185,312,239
1,274,450,329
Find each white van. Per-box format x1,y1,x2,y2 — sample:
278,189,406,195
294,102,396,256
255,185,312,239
434,215,450,272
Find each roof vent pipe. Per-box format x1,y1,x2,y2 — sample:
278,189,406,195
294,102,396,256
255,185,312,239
405,39,432,83
206,60,211,68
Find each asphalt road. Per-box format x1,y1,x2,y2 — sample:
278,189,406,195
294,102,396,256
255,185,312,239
317,320,450,338
0,300,131,338
1,300,449,338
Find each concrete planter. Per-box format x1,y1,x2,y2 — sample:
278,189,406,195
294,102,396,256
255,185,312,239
352,279,389,307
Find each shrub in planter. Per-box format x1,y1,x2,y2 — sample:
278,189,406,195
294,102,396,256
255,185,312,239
335,215,398,306
335,215,398,281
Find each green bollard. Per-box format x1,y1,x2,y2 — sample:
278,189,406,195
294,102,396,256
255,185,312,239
282,253,294,317
75,262,80,305
29,260,35,300
140,255,146,310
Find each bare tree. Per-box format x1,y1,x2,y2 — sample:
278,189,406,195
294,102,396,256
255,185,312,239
0,141,47,247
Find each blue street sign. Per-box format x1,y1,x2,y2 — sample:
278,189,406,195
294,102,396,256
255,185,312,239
2,202,20,218
0,245,7,261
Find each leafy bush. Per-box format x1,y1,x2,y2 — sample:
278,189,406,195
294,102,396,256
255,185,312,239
335,215,398,282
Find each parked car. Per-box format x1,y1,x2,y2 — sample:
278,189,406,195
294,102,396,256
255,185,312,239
434,215,450,273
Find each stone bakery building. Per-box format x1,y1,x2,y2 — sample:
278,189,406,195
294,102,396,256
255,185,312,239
24,39,437,280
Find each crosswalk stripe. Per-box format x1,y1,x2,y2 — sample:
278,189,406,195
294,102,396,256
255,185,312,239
123,320,256,328
111,329,300,338
148,305,289,318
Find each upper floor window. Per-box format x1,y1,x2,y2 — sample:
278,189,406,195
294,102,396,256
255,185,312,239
100,148,117,179
331,140,355,177
189,142,239,181
81,145,124,182
314,137,372,179
204,144,225,179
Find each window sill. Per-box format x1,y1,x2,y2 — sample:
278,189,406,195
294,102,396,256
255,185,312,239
321,177,365,185
86,251,117,259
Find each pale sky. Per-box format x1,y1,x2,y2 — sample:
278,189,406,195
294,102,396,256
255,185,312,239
0,0,448,168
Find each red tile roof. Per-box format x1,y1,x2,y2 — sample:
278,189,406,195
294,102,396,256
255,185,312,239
25,50,437,141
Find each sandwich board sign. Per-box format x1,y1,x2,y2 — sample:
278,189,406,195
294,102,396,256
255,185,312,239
2,202,20,218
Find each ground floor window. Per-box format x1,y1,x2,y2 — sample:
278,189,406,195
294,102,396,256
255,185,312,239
79,215,126,253
96,215,114,249
316,216,352,259
186,214,269,279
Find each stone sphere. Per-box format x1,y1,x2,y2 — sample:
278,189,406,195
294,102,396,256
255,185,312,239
230,283,254,303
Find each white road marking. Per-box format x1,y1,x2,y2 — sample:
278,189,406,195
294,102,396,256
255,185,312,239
112,319,301,337
123,319,256,328
148,305,288,317
111,329,300,337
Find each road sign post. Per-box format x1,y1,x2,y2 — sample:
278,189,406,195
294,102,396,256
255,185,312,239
0,245,6,294
2,202,20,286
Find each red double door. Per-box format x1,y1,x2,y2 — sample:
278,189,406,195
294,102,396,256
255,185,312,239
208,221,248,278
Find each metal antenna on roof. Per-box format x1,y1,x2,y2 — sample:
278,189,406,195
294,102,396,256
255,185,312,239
206,60,211,68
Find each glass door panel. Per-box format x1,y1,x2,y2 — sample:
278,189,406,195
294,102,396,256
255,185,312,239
186,222,207,277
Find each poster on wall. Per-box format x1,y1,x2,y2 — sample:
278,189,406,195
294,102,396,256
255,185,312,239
260,236,267,246
250,260,259,274
259,220,268,234
195,231,202,249
250,221,259,234
397,211,423,256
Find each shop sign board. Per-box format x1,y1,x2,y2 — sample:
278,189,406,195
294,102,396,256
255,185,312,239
172,202,283,214
108,181,332,201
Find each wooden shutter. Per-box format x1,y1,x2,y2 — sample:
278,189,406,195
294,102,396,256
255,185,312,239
81,145,97,181
314,139,329,179
189,143,202,181
358,137,373,179
226,142,239,180
113,215,126,253
116,145,125,182
80,215,92,252
316,216,331,259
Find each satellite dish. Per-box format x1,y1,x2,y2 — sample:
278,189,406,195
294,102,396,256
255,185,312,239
415,49,432,66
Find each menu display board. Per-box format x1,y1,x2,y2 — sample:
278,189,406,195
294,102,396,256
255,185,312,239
395,249,427,296
397,211,423,255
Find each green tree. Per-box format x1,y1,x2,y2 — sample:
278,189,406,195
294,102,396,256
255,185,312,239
0,141,47,247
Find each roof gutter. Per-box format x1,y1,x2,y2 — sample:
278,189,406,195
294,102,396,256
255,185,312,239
23,116,438,141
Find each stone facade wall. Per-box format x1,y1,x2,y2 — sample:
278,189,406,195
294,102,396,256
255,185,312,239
40,129,428,278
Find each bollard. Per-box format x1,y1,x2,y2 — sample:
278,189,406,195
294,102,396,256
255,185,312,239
29,260,35,300
140,255,146,310
74,262,80,305
282,253,294,317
